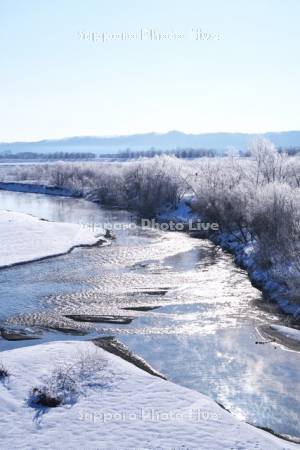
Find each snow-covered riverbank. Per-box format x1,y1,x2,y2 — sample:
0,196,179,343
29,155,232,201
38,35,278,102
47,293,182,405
0,210,105,269
0,340,296,449
259,324,300,351
0,181,76,197
212,232,300,317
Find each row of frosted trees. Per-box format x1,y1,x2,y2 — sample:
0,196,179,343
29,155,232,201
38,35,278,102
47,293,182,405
3,138,300,302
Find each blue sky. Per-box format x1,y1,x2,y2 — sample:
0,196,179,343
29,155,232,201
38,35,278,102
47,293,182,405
0,0,299,141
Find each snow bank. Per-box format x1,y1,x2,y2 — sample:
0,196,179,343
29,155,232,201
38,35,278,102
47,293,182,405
259,324,300,352
270,325,300,343
0,181,75,197
0,340,295,449
0,210,105,268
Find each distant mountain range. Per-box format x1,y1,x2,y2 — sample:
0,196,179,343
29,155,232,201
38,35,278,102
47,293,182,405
1,131,300,154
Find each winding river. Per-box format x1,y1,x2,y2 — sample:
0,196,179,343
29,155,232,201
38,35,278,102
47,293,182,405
0,190,299,440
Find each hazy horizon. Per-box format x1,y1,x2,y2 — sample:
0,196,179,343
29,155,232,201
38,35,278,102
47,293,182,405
1,129,300,154
2,129,300,145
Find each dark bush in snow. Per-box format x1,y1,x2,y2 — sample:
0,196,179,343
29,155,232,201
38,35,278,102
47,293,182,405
29,351,108,408
0,362,10,379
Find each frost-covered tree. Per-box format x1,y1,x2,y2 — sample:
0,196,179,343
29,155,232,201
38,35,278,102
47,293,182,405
250,137,289,185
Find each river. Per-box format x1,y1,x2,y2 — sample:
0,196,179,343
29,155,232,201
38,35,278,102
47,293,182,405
0,189,299,440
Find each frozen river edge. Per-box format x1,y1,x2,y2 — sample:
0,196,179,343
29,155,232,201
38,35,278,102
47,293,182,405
0,210,107,269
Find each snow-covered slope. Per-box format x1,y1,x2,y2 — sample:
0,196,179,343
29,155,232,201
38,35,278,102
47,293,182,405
0,340,296,449
270,325,300,342
0,210,105,268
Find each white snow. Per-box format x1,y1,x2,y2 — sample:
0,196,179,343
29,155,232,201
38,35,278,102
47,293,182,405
0,340,296,449
0,210,105,268
270,325,300,343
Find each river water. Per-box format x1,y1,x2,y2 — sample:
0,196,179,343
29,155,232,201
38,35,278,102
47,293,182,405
0,190,299,440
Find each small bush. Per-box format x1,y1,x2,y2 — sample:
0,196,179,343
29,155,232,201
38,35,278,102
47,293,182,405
30,364,78,408
0,362,10,379
29,351,108,408
31,387,63,408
